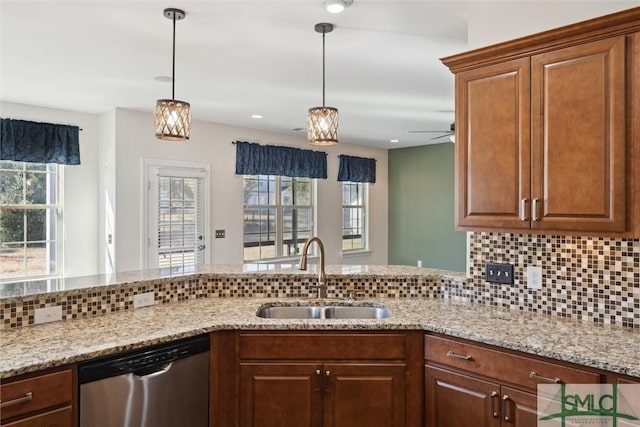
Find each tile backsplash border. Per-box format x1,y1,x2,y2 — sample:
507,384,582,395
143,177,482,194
0,273,450,329
1,233,638,330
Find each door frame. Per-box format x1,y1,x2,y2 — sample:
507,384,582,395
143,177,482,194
141,158,211,269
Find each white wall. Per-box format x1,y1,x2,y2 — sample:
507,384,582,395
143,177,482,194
0,101,100,277
467,1,640,49
113,108,388,271
98,110,116,274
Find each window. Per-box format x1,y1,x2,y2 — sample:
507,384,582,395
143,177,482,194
0,161,60,280
243,175,313,261
342,182,367,252
144,160,210,273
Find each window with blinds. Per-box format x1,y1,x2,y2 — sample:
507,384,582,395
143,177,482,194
156,175,203,271
145,161,209,272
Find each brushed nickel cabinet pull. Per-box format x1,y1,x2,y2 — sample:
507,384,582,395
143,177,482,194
502,394,511,421
529,371,561,383
520,198,529,221
446,350,473,361
0,392,33,408
532,198,540,221
490,391,499,418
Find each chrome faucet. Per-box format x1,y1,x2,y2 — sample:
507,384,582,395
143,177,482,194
298,236,327,299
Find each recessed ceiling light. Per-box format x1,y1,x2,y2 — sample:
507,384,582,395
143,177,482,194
390,139,400,143
154,75,173,83
251,114,263,119
325,0,353,14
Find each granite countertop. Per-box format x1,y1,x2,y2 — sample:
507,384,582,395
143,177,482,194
1,296,638,379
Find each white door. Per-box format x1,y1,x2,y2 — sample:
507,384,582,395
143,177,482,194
145,162,210,272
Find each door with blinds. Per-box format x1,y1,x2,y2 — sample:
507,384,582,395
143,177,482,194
146,163,209,272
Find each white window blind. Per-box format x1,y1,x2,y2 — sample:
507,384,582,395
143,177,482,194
145,161,209,272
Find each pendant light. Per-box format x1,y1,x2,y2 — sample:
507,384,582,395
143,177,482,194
154,8,191,141
307,23,339,146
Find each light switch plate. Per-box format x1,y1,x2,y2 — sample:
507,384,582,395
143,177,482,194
133,291,155,309
485,262,514,284
527,266,543,290
34,306,63,324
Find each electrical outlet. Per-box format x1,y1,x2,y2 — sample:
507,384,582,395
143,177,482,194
485,262,514,284
133,291,155,309
34,306,62,324
417,260,422,267
215,229,225,239
527,266,543,290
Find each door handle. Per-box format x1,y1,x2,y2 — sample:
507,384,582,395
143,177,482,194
198,244,206,251
502,394,511,421
532,198,540,221
324,370,332,394
0,392,33,408
520,198,529,221
133,362,173,378
490,391,499,418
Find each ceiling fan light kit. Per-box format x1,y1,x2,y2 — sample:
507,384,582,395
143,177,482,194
307,23,339,146
154,7,191,142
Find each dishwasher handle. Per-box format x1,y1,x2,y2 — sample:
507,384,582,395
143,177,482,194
133,362,173,378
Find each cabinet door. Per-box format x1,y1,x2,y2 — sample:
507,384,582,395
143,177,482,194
425,365,501,427
501,387,538,427
531,36,626,232
455,57,531,229
240,363,323,427
323,363,406,427
2,406,72,427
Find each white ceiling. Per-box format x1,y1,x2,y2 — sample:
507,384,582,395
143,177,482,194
1,0,637,149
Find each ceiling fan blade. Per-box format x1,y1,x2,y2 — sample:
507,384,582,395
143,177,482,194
408,130,448,133
430,132,454,140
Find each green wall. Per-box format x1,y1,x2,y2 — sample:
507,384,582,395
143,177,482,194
388,143,466,272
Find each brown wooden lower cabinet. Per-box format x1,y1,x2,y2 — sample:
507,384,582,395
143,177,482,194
426,365,501,427
501,386,538,427
240,362,406,427
2,405,73,427
0,366,75,427
425,366,538,427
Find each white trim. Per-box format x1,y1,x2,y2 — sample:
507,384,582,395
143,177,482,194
140,158,211,269
340,250,372,258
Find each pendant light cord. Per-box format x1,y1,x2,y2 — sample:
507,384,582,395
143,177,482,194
322,30,326,107
172,12,176,100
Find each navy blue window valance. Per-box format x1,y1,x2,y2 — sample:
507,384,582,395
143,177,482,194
338,155,376,183
234,141,327,179
0,118,81,165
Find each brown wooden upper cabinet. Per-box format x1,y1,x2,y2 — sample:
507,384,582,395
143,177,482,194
442,7,640,235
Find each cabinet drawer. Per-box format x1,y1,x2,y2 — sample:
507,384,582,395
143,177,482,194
425,335,600,390
2,405,72,427
0,368,73,421
239,332,407,360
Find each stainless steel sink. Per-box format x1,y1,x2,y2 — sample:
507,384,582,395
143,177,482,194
256,306,325,319
324,306,390,319
256,304,390,319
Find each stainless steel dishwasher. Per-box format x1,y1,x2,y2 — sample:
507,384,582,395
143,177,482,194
79,334,210,427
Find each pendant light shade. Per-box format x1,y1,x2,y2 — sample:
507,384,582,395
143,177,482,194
154,8,191,142
307,23,338,146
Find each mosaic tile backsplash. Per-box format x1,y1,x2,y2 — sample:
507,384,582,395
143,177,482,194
0,268,455,329
455,233,640,328
2,234,639,330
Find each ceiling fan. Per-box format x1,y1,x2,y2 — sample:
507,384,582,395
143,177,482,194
409,122,455,142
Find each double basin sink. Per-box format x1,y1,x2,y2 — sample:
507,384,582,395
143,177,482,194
257,303,390,320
